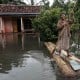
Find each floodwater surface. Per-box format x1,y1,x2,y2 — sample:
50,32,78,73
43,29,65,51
0,33,80,80
0,34,56,80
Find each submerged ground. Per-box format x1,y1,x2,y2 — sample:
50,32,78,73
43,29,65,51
0,33,80,80
0,33,56,80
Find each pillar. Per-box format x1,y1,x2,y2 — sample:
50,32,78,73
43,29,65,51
21,17,24,32
0,17,3,33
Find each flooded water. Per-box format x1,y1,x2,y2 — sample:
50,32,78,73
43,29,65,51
0,33,56,80
0,33,80,80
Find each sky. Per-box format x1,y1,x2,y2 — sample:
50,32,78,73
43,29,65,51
23,0,54,6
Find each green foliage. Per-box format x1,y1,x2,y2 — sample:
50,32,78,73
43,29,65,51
75,9,80,23
71,0,80,31
32,8,62,41
32,0,80,41
51,0,63,8
31,0,34,5
0,0,26,5
40,0,50,10
71,23,80,31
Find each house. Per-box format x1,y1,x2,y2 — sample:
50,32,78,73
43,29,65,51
0,4,41,33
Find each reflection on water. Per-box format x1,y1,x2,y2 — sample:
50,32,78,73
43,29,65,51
0,33,79,80
0,33,56,80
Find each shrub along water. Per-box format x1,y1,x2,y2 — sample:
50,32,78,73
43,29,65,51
32,8,62,41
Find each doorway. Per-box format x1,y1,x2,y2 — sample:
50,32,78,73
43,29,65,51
17,18,33,33
23,18,32,30
17,18,21,32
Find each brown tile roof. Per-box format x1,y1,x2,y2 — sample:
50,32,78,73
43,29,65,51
0,4,41,15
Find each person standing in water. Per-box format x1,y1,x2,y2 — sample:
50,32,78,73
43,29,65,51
56,13,73,54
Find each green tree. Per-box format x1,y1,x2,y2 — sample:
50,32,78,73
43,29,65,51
0,0,26,5
31,0,34,5
52,0,64,8
71,0,80,31
33,8,62,41
40,0,50,10
74,0,80,22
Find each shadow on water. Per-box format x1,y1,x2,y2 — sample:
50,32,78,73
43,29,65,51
0,33,79,80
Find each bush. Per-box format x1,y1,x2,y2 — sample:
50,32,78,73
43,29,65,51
71,23,80,31
32,8,62,41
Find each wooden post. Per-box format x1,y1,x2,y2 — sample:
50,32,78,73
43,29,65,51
0,17,3,33
21,17,24,32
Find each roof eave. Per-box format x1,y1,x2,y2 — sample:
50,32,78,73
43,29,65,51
0,13,40,16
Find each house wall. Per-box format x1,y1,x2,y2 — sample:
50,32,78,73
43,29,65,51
0,17,18,33
12,18,17,32
4,17,13,33
0,16,33,33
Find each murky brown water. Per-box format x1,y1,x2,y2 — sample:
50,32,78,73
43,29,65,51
0,33,80,80
0,33,56,80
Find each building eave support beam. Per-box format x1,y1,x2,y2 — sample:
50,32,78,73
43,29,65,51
21,17,24,32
